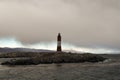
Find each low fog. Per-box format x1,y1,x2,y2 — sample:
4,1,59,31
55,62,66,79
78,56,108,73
0,0,120,52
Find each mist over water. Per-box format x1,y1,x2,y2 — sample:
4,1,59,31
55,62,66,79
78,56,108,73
0,37,119,54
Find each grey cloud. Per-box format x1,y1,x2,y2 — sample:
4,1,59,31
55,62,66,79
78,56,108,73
0,0,120,49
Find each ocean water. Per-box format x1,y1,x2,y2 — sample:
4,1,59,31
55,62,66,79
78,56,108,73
0,55,120,80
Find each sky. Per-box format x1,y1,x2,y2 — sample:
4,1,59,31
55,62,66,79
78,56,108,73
0,0,120,53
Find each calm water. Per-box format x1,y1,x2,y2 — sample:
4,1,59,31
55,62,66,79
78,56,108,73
0,55,120,80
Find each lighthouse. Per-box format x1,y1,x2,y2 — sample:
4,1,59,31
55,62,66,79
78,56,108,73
57,33,62,52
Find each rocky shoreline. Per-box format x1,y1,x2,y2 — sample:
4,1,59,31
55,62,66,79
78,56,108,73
0,52,106,65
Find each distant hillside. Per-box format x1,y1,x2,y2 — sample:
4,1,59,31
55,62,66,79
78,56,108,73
0,47,53,53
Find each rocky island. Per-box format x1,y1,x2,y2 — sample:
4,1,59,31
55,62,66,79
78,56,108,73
0,52,106,65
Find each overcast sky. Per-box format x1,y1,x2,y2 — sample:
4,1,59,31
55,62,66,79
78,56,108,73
0,0,120,50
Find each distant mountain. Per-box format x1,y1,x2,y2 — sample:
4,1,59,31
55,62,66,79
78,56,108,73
0,47,54,53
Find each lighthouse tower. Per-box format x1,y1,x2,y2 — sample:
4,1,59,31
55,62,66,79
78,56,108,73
57,33,62,52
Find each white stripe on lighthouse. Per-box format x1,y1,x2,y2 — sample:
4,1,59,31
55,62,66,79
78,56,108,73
57,41,61,46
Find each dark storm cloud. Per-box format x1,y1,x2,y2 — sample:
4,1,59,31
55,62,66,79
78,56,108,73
0,0,120,49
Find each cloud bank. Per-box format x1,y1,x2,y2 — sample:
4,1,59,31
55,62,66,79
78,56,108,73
0,0,120,52
0,37,119,53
